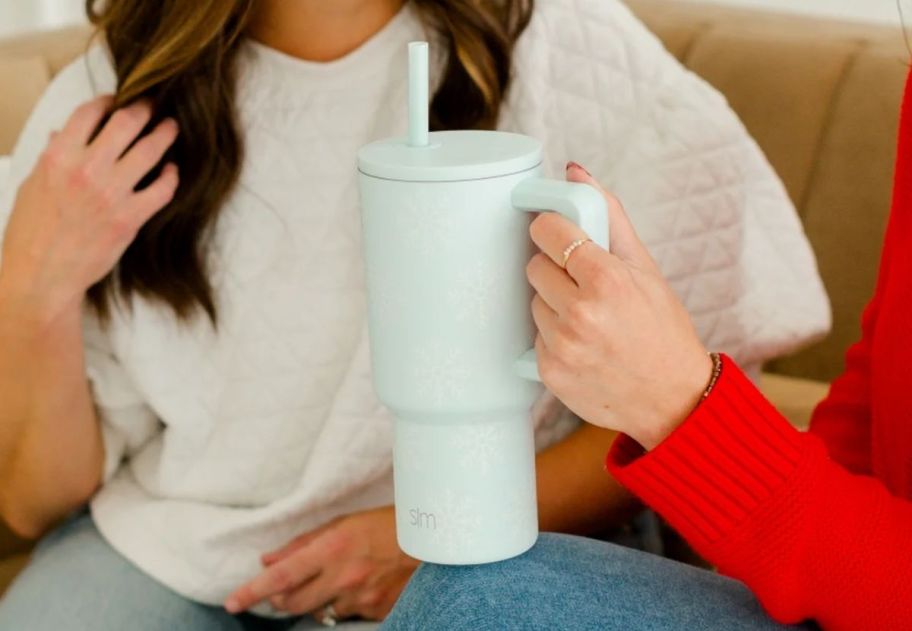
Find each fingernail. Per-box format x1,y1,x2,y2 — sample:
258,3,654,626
566,161,591,176
225,598,241,614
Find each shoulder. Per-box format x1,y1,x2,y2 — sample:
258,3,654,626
508,0,735,143
9,44,116,180
524,0,655,36
516,0,671,74
509,0,727,126
510,0,744,160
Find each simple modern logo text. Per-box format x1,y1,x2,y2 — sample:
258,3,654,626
409,507,437,530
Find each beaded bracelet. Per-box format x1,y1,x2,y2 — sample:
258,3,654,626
701,352,723,402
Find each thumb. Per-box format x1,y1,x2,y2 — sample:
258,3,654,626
565,162,656,270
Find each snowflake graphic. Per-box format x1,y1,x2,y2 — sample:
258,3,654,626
395,423,427,475
500,484,539,549
368,275,403,326
399,192,460,257
447,262,502,329
454,421,507,477
430,489,484,559
412,343,470,406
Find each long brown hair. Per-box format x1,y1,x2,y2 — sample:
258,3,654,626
85,0,534,323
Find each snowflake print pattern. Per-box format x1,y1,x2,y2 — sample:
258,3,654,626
454,421,506,477
413,343,470,406
430,489,484,559
499,483,538,546
399,192,459,258
395,423,428,475
447,262,501,330
369,275,403,326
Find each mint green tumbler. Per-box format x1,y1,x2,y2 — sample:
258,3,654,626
357,43,609,565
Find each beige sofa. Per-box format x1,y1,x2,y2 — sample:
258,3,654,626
0,2,907,596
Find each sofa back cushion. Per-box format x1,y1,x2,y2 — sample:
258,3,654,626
0,58,50,155
0,25,92,155
627,0,907,381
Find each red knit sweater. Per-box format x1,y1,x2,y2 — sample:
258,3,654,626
607,72,912,630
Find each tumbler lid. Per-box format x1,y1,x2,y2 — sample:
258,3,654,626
358,130,543,182
359,41,541,182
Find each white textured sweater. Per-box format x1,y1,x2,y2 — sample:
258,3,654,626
0,0,829,610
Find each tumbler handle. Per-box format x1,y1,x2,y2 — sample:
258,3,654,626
511,178,609,382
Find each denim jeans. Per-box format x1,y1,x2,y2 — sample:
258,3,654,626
0,512,378,631
382,532,814,631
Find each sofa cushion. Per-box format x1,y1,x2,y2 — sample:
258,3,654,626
760,373,830,430
0,57,51,154
685,32,859,211
775,42,906,380
0,25,93,77
0,25,93,155
627,0,906,384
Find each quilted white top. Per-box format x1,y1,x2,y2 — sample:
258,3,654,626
0,0,829,610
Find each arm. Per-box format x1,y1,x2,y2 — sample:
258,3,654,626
609,360,912,630
805,298,877,474
611,71,912,627
535,423,638,535
0,284,103,538
0,96,180,538
523,162,911,629
805,151,901,473
803,154,900,473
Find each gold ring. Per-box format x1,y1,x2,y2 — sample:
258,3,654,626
560,238,592,269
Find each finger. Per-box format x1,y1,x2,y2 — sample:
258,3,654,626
565,162,657,271
87,99,153,166
331,593,359,620
309,594,358,625
275,575,337,616
531,294,559,347
526,252,576,313
39,131,64,178
262,532,319,566
263,540,307,567
262,520,338,566
529,211,591,269
59,95,114,147
529,211,608,286
114,118,179,191
225,551,321,614
128,162,179,224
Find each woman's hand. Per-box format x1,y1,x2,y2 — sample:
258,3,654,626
225,506,419,623
527,163,714,451
0,95,179,321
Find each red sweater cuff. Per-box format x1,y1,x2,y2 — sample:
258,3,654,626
607,356,807,546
